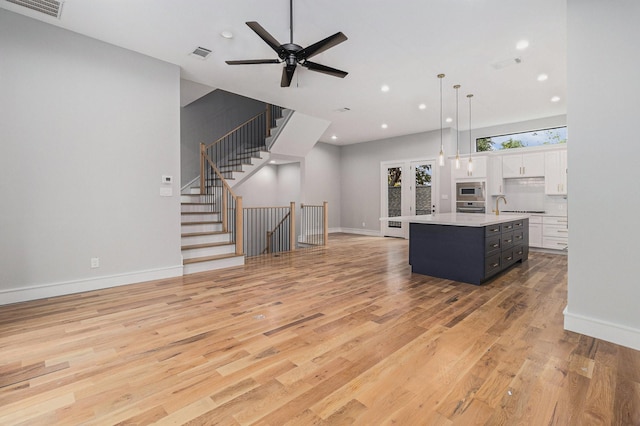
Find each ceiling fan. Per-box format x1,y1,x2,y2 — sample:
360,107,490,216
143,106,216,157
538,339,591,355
225,0,348,87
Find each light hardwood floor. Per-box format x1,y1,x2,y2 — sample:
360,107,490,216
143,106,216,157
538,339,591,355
1,233,639,425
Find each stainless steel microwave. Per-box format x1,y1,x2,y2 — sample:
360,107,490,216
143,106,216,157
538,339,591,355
456,181,485,202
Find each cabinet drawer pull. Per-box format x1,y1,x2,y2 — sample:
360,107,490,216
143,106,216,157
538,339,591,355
491,243,499,248
505,225,513,229
515,235,522,240
505,239,512,243
517,250,523,255
557,230,568,233
506,256,513,261
490,263,499,268
557,243,567,246
490,228,499,232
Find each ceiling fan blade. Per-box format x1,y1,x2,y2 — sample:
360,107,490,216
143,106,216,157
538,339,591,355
246,21,283,54
281,64,297,87
301,61,348,78
225,59,281,65
297,32,348,60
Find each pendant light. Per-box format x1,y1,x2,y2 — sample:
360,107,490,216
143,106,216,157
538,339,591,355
467,93,474,174
438,74,445,166
454,84,461,169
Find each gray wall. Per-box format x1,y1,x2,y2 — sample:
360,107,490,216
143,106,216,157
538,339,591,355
339,129,451,232
565,0,640,350
180,90,265,185
0,10,182,303
302,142,341,229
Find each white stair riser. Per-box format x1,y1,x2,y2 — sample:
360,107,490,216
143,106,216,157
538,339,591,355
183,256,245,275
181,223,222,233
181,233,231,245
181,194,213,203
181,204,215,213
181,245,235,260
181,213,219,222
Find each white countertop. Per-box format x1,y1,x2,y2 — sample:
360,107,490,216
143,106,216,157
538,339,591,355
380,213,530,227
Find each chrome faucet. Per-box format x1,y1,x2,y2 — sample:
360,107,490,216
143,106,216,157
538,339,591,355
494,196,507,215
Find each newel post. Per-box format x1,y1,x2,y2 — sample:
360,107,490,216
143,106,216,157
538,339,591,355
235,196,243,255
199,143,206,195
289,201,296,251
323,201,329,246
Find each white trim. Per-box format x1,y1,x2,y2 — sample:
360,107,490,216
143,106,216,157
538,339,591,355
564,306,640,351
332,227,383,237
0,265,184,306
181,175,200,192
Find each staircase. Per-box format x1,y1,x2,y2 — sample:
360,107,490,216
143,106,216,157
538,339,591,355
180,104,289,275
180,188,244,275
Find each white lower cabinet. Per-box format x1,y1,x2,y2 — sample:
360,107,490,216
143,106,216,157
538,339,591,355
529,215,543,248
542,216,568,250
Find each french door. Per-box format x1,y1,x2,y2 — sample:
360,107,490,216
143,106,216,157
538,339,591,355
381,159,437,238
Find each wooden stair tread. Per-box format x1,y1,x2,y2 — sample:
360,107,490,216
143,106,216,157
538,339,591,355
181,241,234,250
181,231,229,237
181,220,222,225
183,253,244,264
181,211,220,215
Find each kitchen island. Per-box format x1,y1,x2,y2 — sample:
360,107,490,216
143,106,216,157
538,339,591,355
389,213,530,285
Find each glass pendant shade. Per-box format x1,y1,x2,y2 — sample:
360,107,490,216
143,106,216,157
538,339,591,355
467,93,474,175
454,84,461,169
438,74,445,166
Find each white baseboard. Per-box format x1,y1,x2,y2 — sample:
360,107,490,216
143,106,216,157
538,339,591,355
0,265,184,306
330,227,383,237
564,306,640,351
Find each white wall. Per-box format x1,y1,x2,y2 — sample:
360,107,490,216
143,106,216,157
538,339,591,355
565,0,640,350
0,10,182,304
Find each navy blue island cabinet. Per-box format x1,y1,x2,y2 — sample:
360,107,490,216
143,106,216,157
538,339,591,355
408,215,529,285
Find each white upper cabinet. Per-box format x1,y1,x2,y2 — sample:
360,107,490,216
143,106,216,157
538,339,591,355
487,156,504,195
452,156,487,179
502,152,545,178
544,149,568,195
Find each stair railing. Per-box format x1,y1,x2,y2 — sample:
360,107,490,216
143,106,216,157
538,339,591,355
243,202,296,257
199,103,283,193
300,202,329,246
201,153,243,255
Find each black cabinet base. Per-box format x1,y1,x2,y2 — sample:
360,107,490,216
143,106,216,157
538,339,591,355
409,220,528,285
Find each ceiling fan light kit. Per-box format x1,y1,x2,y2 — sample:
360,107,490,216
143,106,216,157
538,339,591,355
225,0,348,87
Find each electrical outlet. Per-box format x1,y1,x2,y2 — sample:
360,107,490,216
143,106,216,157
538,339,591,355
91,257,100,268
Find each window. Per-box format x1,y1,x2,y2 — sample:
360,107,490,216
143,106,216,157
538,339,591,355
476,126,567,152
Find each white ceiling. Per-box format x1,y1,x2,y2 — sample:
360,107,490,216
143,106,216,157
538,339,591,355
1,0,567,146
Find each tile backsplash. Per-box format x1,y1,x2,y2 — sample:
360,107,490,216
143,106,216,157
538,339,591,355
502,177,567,215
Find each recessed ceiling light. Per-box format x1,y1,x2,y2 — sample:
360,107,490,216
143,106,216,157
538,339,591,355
381,123,388,129
537,73,548,81
445,117,453,123
516,40,529,50
551,96,561,102
381,85,390,92
331,135,337,140
220,31,234,39
418,103,426,110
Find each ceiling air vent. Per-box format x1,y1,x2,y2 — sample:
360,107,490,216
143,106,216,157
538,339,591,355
190,47,212,60
5,0,63,19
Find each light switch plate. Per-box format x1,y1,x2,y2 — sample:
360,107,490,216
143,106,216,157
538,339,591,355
160,187,173,197
162,175,172,184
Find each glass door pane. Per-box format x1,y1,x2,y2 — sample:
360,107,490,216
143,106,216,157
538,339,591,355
413,162,433,215
388,166,402,228
382,163,405,238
